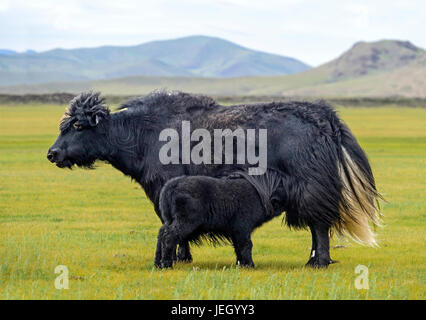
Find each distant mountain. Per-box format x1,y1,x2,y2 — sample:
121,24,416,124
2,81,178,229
319,40,425,80
283,49,426,97
1,39,425,98
274,40,426,97
0,49,16,55
0,35,310,86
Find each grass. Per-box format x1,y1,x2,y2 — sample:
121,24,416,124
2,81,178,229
0,104,425,299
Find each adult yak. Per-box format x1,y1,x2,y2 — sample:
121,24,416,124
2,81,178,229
47,91,382,268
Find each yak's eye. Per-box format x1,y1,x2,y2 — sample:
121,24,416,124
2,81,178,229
73,122,83,131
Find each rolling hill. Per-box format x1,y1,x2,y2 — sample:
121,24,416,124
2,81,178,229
1,39,425,98
278,40,426,97
0,35,310,86
319,40,424,80
282,52,426,97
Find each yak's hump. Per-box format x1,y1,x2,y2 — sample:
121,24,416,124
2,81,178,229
118,90,340,136
118,90,218,115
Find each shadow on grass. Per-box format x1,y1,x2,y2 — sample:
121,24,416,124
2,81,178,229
101,258,303,273
171,259,303,271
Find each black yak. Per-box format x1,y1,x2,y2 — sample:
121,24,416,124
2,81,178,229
157,172,284,268
47,91,382,268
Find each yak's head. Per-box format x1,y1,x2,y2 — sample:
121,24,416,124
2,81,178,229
47,92,111,169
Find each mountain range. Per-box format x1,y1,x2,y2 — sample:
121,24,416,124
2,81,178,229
0,36,310,86
0,37,425,98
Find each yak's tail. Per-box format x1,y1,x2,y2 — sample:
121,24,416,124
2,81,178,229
231,170,282,217
335,122,383,246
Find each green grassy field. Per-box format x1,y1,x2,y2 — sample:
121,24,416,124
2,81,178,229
0,104,425,299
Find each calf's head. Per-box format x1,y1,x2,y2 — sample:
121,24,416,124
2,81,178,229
47,92,110,168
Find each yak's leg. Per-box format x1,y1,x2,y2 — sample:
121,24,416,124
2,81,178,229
308,224,318,262
231,236,243,266
160,224,178,269
153,205,177,263
233,233,255,268
154,225,165,268
161,222,197,269
177,241,193,263
154,224,176,266
306,223,335,268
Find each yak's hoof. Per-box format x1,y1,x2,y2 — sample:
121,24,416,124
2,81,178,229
177,257,193,263
176,252,193,263
159,260,173,269
237,261,255,268
306,256,334,268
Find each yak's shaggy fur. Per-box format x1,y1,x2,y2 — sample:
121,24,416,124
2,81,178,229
48,90,382,268
157,171,284,268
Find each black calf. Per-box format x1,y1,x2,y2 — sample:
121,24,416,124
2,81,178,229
156,174,283,268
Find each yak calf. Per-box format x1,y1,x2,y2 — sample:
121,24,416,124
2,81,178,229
156,172,283,268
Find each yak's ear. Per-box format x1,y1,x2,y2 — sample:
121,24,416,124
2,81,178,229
87,108,110,127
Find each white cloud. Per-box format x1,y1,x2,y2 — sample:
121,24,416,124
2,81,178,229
0,0,425,65
0,0,11,12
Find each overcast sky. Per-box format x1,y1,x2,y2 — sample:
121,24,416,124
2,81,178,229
0,0,424,66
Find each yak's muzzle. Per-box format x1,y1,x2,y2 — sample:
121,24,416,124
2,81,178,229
47,148,60,163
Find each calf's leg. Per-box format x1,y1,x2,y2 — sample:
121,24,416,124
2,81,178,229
161,221,197,269
154,225,166,268
155,224,178,267
232,232,255,268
